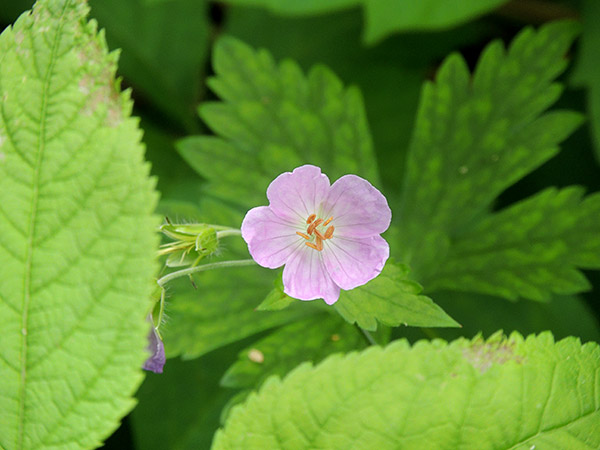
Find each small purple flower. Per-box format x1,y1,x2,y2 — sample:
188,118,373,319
143,314,165,373
242,165,391,304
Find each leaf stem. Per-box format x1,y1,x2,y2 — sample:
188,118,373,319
355,324,378,346
156,259,257,287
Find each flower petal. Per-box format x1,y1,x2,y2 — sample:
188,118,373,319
322,235,389,290
143,315,166,374
242,206,303,269
267,165,331,222
282,245,341,304
323,174,391,238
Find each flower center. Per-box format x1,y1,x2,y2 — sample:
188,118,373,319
296,213,334,251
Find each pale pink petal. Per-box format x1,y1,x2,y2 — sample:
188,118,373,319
241,206,303,269
322,175,391,238
322,235,389,290
282,245,341,304
267,165,331,222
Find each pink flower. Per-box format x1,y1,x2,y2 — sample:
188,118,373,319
241,165,391,304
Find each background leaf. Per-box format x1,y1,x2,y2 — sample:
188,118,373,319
221,314,365,389
163,272,317,360
0,0,158,448
426,187,600,300
89,0,210,131
223,0,508,44
571,0,600,164
214,333,600,449
177,34,379,216
397,21,583,281
334,262,459,331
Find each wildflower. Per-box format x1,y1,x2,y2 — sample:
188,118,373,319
143,314,165,373
241,165,391,304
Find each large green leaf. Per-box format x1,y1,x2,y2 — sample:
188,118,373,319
426,187,600,300
224,0,508,44
177,35,379,212
221,314,365,389
214,332,600,449
398,21,583,279
0,1,158,448
89,0,210,130
333,262,459,331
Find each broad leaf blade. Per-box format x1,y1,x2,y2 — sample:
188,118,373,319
0,1,158,448
334,262,459,331
214,333,600,449
177,35,379,211
398,21,582,278
221,314,365,389
427,187,600,300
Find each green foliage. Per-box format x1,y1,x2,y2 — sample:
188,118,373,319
427,187,600,300
0,0,158,448
334,262,459,331
131,348,239,450
163,272,317,359
221,315,365,389
177,35,379,214
572,0,600,163
225,0,508,44
214,332,600,449
398,21,587,289
89,0,210,130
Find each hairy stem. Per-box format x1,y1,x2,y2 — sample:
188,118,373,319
156,259,257,287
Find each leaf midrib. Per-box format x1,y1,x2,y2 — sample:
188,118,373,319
17,2,71,448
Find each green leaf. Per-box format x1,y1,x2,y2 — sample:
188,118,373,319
89,0,210,129
426,187,600,300
223,0,508,44
213,332,600,449
221,314,365,389
362,0,509,44
177,35,379,211
333,262,459,331
398,21,583,279
571,0,600,164
0,1,158,448
256,274,296,311
164,271,318,360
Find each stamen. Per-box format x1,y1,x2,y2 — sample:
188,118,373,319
307,218,323,235
305,241,321,251
296,231,311,240
323,217,333,226
306,214,316,224
313,229,325,240
324,225,334,239
315,236,323,251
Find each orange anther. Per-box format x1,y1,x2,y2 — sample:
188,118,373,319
324,225,334,239
315,236,323,251
306,214,316,224
323,217,333,226
296,231,311,240
314,229,325,240
305,241,321,251
307,218,323,235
